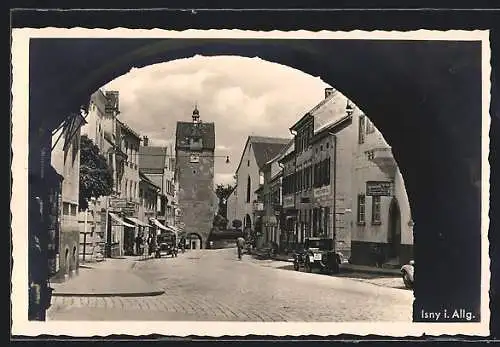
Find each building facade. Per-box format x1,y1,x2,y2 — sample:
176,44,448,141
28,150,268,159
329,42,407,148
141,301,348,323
309,103,358,260
81,89,145,258
114,119,142,255
80,89,128,258
230,136,290,237
279,88,346,250
279,142,298,251
350,106,414,267
258,152,284,247
139,138,177,229
289,113,315,246
78,89,109,262
275,87,413,265
164,140,177,228
136,170,160,251
50,111,86,281
175,106,217,249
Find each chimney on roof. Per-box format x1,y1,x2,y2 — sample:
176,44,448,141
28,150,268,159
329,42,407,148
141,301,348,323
143,136,149,146
325,87,335,99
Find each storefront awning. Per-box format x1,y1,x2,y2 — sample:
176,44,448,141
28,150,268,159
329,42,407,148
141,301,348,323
150,218,171,232
125,216,150,228
164,225,179,234
109,213,135,228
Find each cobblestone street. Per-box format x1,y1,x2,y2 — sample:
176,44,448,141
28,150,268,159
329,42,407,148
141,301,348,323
48,248,413,322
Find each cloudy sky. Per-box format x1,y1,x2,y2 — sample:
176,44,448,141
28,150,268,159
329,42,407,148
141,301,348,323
103,55,331,186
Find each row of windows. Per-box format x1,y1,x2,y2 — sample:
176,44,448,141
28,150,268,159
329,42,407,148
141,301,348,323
139,188,157,211
357,194,381,225
123,140,139,167
314,141,331,153
123,179,138,200
295,121,314,154
261,188,282,206
282,158,331,195
290,207,331,238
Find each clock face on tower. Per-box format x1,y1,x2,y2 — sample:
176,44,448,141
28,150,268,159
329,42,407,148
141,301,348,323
190,153,200,163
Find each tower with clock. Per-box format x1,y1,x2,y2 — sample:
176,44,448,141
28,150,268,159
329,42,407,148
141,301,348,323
175,105,216,249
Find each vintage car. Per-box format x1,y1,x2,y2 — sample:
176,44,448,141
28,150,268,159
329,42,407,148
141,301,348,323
401,260,415,289
156,232,178,258
293,237,348,274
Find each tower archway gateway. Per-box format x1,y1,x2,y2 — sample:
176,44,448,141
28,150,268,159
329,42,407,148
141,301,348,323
186,232,203,250
26,37,484,322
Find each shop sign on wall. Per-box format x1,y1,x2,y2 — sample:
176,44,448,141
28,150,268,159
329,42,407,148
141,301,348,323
366,181,393,196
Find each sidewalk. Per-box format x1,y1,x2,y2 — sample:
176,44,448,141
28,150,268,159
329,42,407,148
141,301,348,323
273,253,295,262
340,263,401,276
260,252,402,277
50,257,165,297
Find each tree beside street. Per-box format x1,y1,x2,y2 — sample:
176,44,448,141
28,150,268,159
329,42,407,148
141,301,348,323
212,213,229,230
79,135,114,210
214,183,234,219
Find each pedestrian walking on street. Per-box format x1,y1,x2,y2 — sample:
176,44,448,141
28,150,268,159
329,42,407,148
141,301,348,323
236,236,245,260
135,234,142,256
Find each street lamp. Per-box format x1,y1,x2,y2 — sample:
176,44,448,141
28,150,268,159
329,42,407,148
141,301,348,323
137,153,231,165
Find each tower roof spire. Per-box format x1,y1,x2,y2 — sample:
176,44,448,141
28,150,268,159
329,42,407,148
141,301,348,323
192,102,200,122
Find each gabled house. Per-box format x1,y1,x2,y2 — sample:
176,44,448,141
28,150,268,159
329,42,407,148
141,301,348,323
229,136,290,238
50,111,86,281
139,138,177,228
258,139,294,249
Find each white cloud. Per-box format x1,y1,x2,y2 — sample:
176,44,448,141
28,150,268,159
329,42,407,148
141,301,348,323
216,144,231,151
103,55,330,178
215,173,236,186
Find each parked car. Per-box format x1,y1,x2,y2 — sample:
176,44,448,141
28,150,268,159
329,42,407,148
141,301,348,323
293,237,346,274
401,260,415,289
157,232,178,258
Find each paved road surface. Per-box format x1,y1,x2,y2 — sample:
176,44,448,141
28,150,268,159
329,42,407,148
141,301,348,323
48,248,413,322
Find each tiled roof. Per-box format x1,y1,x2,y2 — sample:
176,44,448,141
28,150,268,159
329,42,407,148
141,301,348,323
139,170,161,190
234,136,291,174
139,146,166,174
175,122,215,150
265,138,294,165
309,92,353,133
117,119,141,140
249,136,290,169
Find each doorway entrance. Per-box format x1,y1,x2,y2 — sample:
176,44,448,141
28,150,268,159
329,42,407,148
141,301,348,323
387,198,402,259
123,226,136,255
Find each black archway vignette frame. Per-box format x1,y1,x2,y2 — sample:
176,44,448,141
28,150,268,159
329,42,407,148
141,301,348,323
10,4,499,342
26,35,485,323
